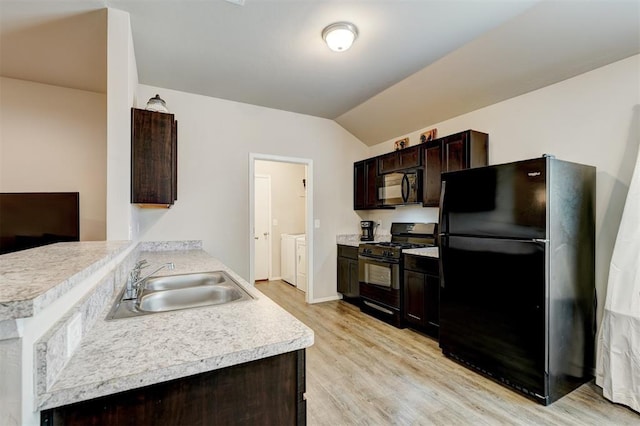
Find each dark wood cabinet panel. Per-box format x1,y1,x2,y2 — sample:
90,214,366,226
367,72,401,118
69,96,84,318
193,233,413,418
348,258,359,296
423,130,488,207
337,245,359,301
131,108,178,207
443,135,465,172
425,273,440,330
337,256,350,294
404,270,426,325
354,162,366,209
354,158,379,210
399,145,422,169
41,350,306,426
378,152,400,174
424,141,442,207
378,145,422,174
403,254,440,337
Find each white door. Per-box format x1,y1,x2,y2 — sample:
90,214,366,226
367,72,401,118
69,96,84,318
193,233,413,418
254,175,271,281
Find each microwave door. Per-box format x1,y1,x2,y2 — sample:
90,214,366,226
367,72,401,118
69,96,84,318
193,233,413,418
379,173,404,205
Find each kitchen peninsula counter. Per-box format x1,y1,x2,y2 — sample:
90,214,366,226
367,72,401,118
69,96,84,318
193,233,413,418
0,241,313,424
0,241,131,322
37,247,314,411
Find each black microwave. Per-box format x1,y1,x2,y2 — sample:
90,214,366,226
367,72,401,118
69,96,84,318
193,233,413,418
377,170,423,206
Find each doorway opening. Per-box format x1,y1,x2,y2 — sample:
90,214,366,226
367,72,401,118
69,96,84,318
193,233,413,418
249,153,313,304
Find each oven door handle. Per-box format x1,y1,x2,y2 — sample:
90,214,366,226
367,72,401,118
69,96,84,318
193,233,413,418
358,255,397,265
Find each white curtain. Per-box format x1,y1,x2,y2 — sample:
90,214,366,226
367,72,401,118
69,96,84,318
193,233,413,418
596,145,640,413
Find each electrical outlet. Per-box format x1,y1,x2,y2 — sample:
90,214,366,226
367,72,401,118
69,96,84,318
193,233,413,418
66,313,82,358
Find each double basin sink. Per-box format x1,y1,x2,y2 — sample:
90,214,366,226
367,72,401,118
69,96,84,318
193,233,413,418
107,270,254,320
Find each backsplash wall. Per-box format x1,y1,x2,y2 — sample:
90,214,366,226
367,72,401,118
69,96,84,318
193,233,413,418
358,206,439,236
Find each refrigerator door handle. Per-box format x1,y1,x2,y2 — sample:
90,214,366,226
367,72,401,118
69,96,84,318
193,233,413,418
439,235,448,289
438,180,447,238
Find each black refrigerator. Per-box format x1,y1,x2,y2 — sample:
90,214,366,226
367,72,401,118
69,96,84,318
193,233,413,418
438,156,596,405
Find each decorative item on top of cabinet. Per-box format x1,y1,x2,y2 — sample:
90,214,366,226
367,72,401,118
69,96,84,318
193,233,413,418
423,130,488,207
131,108,177,207
420,128,438,143
337,245,360,304
403,254,440,338
393,137,410,151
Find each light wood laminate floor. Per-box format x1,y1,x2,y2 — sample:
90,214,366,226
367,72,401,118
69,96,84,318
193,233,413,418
256,280,638,425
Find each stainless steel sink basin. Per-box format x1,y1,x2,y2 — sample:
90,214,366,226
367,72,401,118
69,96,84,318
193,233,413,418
144,271,227,291
107,270,254,320
138,285,244,312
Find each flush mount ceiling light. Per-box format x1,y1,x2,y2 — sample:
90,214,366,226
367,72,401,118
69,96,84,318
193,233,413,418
322,22,358,52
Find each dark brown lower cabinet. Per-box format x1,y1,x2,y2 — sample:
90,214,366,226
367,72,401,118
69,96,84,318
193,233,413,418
41,350,306,426
337,245,359,303
403,255,439,337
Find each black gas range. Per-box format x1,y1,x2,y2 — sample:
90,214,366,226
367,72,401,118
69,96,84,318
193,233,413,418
358,222,437,327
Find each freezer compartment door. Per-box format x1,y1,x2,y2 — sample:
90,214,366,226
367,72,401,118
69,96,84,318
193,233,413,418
440,158,546,239
439,235,547,398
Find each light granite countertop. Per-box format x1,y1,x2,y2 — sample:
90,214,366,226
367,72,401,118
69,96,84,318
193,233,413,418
38,248,314,411
403,247,440,258
0,241,132,321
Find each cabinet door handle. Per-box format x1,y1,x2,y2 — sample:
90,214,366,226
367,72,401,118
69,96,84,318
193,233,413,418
408,314,421,320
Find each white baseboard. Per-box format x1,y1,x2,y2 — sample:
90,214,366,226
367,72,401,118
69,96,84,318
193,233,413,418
269,276,282,281
309,295,342,304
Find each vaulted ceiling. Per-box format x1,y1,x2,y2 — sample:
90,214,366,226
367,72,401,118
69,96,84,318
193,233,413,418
1,1,638,146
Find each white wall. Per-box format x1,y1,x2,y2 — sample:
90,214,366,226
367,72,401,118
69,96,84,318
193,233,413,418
367,54,640,327
106,8,138,241
0,77,107,241
133,84,368,300
255,160,306,278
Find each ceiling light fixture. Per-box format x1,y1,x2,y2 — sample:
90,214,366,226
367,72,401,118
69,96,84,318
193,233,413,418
322,22,358,52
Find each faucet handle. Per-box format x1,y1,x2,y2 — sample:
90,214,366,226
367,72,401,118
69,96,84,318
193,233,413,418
135,259,148,269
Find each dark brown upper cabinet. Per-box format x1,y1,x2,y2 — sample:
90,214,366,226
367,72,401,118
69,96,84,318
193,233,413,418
423,130,488,206
131,108,177,207
378,144,422,174
354,158,378,210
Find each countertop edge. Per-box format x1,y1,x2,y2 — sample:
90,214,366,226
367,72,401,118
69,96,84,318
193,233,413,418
38,333,314,411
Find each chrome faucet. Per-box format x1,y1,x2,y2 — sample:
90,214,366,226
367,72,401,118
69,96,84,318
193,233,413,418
125,261,175,300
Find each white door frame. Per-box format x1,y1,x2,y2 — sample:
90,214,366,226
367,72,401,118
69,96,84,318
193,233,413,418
249,153,314,304
254,174,272,280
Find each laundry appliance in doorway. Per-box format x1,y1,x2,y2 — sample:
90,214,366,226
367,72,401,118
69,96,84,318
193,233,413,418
281,233,306,291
